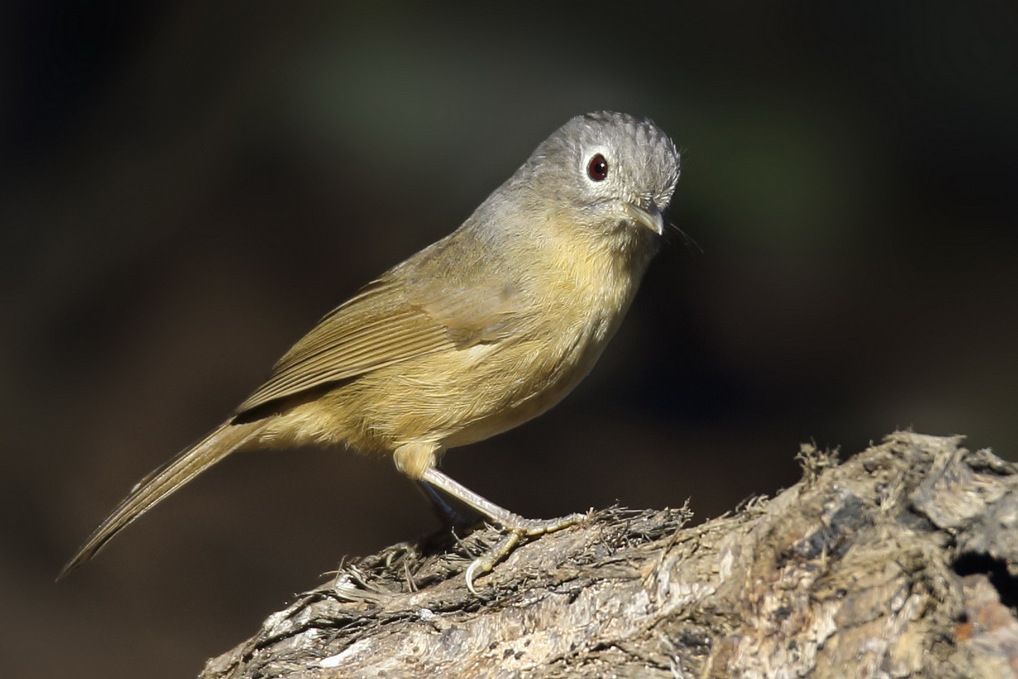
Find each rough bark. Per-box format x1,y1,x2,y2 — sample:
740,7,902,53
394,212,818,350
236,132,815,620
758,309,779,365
201,432,1018,678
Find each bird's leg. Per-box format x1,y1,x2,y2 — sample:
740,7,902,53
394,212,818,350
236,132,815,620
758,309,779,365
420,466,585,595
415,480,475,528
398,444,475,525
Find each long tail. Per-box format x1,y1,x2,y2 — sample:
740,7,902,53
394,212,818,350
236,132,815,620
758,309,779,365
58,419,267,580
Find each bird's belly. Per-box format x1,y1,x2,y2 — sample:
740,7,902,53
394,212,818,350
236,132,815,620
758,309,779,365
441,330,609,448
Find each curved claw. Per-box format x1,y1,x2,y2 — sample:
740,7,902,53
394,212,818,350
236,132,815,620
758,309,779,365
465,558,487,597
464,530,522,596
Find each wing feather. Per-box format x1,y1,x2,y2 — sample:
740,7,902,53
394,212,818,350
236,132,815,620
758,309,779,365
234,226,535,417
235,278,457,413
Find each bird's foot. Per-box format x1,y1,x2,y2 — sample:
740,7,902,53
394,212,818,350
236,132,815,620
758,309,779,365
464,512,585,596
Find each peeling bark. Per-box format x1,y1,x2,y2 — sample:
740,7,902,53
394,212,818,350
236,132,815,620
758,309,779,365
201,432,1018,678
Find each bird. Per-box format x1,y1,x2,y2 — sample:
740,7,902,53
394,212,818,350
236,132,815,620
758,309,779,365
60,111,681,591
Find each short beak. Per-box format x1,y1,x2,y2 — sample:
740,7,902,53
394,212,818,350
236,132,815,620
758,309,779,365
625,202,664,236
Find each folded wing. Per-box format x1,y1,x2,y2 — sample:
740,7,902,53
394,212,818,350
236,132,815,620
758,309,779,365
235,273,524,415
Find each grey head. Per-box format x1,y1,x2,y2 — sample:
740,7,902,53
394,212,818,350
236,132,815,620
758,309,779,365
456,111,680,263
520,111,681,239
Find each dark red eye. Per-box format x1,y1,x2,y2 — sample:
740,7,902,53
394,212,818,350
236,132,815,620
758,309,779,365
586,153,608,181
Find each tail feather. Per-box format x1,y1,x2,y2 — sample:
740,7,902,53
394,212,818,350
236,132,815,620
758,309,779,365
58,420,266,580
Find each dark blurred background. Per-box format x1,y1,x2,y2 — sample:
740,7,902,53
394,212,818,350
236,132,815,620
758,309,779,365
3,2,1016,677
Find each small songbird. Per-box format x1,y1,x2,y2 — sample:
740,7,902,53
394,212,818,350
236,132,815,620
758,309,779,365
60,111,681,590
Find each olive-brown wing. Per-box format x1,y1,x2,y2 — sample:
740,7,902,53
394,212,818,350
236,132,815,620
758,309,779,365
234,276,522,415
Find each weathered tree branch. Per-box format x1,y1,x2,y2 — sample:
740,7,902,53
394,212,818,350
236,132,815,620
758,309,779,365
201,432,1018,678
